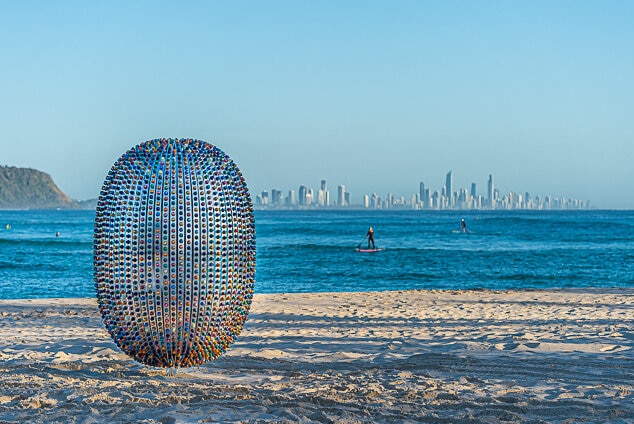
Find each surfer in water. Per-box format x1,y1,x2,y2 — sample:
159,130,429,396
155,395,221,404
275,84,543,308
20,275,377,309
461,219,466,233
366,226,376,249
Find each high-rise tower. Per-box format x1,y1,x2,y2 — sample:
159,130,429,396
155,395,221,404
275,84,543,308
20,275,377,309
317,179,328,206
337,185,346,207
286,190,296,206
487,174,495,209
446,171,453,208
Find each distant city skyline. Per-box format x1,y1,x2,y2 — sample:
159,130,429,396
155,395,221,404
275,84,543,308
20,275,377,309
255,171,590,210
2,2,633,209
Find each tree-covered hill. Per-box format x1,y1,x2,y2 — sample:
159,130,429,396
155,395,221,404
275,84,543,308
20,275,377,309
0,165,79,210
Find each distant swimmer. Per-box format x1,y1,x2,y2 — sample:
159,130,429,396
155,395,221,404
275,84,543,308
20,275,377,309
5,224,10,230
55,231,60,237
366,226,376,249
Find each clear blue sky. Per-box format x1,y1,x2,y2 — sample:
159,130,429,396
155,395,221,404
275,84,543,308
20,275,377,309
1,1,633,208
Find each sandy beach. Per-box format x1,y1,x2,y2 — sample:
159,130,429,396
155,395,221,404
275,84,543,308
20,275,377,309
1,289,633,423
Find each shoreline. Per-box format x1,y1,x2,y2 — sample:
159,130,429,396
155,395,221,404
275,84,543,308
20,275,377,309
2,285,634,301
1,289,633,422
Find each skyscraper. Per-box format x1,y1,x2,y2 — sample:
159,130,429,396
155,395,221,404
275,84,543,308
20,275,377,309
298,185,307,206
259,190,269,205
446,171,453,208
317,179,329,207
371,193,380,208
286,189,296,206
306,188,314,205
271,189,282,205
487,174,495,209
337,185,346,207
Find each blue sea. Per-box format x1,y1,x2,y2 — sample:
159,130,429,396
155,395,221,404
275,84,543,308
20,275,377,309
1,209,633,299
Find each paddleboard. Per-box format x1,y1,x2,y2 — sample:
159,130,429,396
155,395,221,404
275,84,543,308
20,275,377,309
356,248,384,253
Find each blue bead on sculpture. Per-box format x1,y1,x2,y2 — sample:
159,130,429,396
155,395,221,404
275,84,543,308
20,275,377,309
93,138,256,369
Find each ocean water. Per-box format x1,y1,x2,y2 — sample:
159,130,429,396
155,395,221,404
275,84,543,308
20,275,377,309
0,209,633,299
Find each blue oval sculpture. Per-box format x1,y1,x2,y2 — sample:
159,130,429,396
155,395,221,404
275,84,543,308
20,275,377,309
93,138,255,368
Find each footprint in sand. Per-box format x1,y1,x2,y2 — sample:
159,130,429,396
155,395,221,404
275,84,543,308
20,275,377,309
523,342,541,349
495,343,520,351
599,344,620,352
